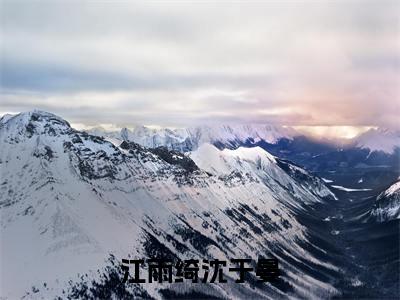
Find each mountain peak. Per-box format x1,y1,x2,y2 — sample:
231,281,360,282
1,109,70,125
0,110,72,140
354,127,400,153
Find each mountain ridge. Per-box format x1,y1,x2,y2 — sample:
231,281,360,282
87,122,399,154
1,110,342,299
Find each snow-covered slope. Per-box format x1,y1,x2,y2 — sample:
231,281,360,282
89,124,298,152
1,110,337,299
89,124,400,156
190,144,335,205
370,180,400,222
354,128,400,153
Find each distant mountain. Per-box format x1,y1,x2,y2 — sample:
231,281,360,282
0,110,339,299
88,125,400,155
88,124,298,152
90,123,399,191
354,128,400,153
253,136,400,191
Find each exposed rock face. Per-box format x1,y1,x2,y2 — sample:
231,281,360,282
370,180,400,222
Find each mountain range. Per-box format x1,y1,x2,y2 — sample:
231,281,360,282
87,123,400,154
0,110,399,299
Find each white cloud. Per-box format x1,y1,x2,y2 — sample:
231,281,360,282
1,0,399,129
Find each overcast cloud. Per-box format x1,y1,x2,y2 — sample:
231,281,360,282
1,0,399,129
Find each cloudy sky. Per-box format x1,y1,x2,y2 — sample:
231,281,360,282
1,1,399,134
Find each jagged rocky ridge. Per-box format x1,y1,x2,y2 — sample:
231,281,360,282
90,124,400,154
369,179,400,222
90,124,298,152
1,111,340,299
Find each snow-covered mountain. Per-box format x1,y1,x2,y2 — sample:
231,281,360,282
370,179,400,222
0,110,339,299
89,124,400,157
88,124,298,152
354,128,400,153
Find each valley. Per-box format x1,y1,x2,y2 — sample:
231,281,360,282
298,175,399,299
